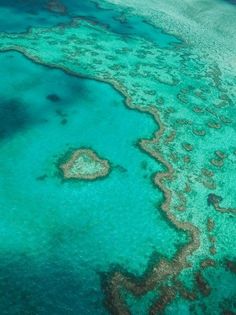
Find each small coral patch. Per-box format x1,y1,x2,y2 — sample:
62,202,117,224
60,148,110,180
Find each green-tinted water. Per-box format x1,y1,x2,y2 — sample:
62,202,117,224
0,51,185,314
0,0,235,314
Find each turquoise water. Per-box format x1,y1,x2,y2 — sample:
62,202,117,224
0,0,235,314
0,51,185,314
0,0,179,47
0,0,70,32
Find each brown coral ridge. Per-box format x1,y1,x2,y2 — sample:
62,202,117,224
100,88,200,314
225,259,236,274
207,193,236,215
1,47,201,315
195,272,211,297
149,286,177,315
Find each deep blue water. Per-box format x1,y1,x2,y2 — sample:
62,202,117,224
0,0,180,47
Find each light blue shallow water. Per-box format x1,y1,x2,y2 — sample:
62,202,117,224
0,51,185,314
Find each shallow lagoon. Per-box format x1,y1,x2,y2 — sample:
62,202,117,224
0,51,185,314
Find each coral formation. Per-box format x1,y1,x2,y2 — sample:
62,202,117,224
60,148,110,180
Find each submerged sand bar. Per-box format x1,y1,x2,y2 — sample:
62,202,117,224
60,148,110,180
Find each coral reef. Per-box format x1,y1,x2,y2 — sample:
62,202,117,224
60,148,110,180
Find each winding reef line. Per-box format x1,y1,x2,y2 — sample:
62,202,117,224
213,202,236,216
0,47,201,314
149,286,177,315
104,86,200,314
